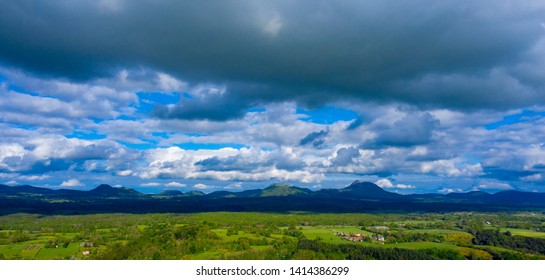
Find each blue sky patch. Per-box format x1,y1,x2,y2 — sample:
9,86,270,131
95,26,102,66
136,91,180,114
151,132,170,138
7,84,40,96
67,131,107,140
115,115,140,121
486,110,545,130
297,106,358,124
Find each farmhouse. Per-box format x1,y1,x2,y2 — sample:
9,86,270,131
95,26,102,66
335,231,367,242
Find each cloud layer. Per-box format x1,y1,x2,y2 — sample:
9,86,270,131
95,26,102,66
1,1,545,193
1,1,545,117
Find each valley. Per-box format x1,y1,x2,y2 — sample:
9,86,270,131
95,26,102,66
1,212,545,260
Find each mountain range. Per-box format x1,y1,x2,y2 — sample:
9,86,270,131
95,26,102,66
1,181,545,215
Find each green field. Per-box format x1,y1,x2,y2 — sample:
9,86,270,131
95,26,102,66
300,226,375,244
500,228,545,239
35,243,80,260
1,212,545,260
404,229,468,235
0,244,40,259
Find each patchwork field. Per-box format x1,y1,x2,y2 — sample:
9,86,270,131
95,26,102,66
1,212,545,260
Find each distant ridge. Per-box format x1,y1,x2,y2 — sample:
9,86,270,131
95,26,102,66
1,181,545,215
313,180,402,200
446,191,491,199
185,190,205,196
489,190,545,204
159,190,183,196
89,184,142,197
206,184,311,198
260,183,313,197
206,190,238,198
0,184,56,195
158,190,205,197
340,180,402,199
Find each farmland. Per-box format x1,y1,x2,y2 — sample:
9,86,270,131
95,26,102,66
1,212,545,260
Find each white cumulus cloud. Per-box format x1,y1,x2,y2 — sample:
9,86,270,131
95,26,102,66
166,181,186,188
60,179,84,188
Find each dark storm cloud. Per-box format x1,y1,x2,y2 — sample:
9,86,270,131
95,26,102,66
1,0,545,113
195,149,306,172
300,130,328,147
195,156,253,172
331,147,360,166
153,94,251,121
372,112,440,147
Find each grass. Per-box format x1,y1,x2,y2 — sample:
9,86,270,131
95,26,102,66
397,220,442,225
300,226,491,259
301,226,376,245
0,244,41,259
474,244,523,253
384,242,492,259
301,228,347,244
1,212,544,260
35,243,80,260
500,228,545,239
383,241,458,250
301,226,387,247
473,245,545,260
404,229,471,235
0,245,24,258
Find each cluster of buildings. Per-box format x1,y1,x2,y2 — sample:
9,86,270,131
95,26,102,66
335,231,385,243
80,241,94,256
335,232,367,242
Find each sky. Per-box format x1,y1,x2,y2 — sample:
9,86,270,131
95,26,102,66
1,0,545,194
